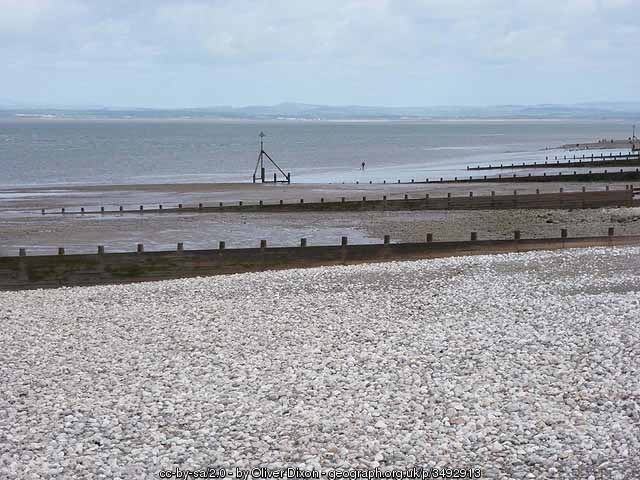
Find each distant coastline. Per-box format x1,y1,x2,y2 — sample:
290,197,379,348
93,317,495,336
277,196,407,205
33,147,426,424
1,101,640,121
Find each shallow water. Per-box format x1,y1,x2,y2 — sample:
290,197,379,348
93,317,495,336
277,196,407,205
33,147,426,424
0,118,633,188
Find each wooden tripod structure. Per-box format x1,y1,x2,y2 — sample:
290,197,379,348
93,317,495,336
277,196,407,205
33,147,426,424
252,132,291,184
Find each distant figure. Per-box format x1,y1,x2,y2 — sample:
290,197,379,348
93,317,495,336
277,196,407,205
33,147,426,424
361,161,366,171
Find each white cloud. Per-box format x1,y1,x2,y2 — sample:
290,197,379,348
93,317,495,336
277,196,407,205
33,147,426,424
0,0,638,106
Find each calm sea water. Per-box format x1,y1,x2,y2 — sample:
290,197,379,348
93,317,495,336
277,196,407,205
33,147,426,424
0,119,633,187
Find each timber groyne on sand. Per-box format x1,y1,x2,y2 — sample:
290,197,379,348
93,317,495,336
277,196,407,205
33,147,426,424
40,188,636,215
467,152,640,171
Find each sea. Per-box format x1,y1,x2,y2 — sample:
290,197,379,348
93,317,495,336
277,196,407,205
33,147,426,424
0,118,635,188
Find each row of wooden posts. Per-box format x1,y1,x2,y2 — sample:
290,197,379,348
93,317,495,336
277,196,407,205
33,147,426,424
467,152,640,170
41,185,636,215
347,169,640,185
14,227,617,257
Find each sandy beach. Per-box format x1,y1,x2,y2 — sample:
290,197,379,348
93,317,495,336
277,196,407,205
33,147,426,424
0,180,632,212
0,181,637,256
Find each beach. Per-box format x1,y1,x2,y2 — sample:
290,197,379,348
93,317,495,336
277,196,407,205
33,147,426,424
2,247,639,478
0,181,637,256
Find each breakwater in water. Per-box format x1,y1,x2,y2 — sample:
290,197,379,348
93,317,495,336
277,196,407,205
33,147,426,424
438,171,640,184
2,230,639,290
467,153,640,171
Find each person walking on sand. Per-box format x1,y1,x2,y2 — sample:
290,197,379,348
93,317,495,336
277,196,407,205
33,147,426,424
361,161,366,171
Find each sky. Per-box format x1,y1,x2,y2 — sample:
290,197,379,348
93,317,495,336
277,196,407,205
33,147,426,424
1,0,639,108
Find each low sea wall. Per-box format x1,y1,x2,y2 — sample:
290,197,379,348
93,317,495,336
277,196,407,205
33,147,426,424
2,231,639,290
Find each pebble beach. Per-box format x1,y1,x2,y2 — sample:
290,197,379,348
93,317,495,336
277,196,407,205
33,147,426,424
1,247,639,479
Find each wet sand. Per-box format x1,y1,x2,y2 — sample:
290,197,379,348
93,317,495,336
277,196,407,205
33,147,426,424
1,181,637,256
0,180,632,214
2,204,639,256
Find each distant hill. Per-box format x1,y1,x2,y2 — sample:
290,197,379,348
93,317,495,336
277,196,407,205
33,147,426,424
1,101,639,120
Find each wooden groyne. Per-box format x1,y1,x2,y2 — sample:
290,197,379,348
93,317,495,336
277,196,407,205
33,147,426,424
350,170,639,185
438,171,640,184
2,230,638,290
467,153,640,171
40,189,634,216
560,140,636,151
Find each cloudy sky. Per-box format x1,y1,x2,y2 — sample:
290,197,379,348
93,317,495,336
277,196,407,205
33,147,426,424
1,0,638,107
